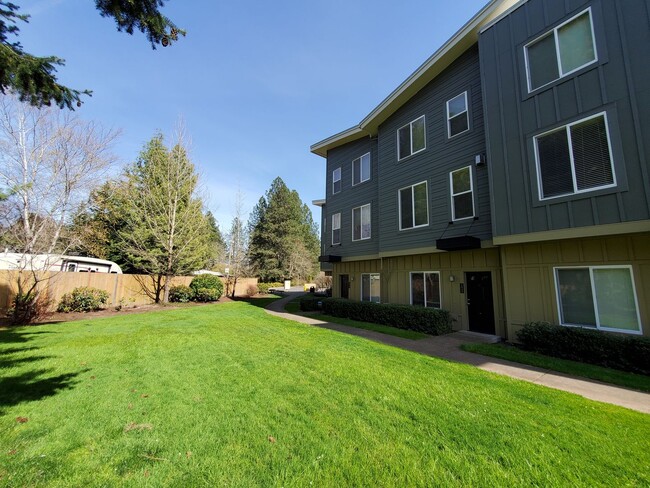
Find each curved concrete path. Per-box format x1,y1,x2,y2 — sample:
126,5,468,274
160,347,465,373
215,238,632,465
266,291,650,414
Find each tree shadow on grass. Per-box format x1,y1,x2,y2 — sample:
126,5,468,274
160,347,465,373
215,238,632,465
0,327,82,414
234,297,281,309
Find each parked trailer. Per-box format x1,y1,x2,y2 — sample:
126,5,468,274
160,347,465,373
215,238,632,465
0,252,122,274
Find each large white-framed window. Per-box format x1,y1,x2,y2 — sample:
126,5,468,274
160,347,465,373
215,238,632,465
555,266,642,334
352,152,371,186
450,166,475,221
446,92,469,138
525,8,597,92
397,115,426,161
331,213,341,246
399,181,428,230
332,167,342,194
535,112,615,200
410,272,441,308
361,273,380,303
352,204,371,241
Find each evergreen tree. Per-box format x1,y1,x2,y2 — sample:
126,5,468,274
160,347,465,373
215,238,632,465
0,0,183,109
205,210,226,270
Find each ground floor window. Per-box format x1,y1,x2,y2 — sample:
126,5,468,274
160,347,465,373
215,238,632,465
410,272,441,308
555,266,641,333
361,273,380,303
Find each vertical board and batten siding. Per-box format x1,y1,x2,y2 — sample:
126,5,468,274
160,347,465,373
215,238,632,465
323,137,379,258
480,0,650,237
376,45,493,253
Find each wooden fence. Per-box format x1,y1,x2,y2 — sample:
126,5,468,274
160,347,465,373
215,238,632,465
0,271,258,312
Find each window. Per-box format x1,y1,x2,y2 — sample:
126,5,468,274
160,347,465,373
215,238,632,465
450,166,474,220
525,9,597,92
410,272,441,308
352,204,371,241
555,266,641,334
447,92,469,138
361,273,380,303
397,116,426,160
352,153,371,186
331,213,341,245
332,167,341,194
399,181,428,230
535,113,614,200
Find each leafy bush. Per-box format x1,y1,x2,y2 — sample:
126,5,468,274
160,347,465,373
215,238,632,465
193,287,220,302
8,291,51,324
517,321,650,375
300,297,323,312
189,274,223,300
57,287,109,313
258,282,284,294
321,298,452,335
169,285,194,303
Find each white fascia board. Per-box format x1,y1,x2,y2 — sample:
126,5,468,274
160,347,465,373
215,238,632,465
310,126,368,158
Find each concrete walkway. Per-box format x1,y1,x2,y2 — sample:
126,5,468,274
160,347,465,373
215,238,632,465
266,292,650,414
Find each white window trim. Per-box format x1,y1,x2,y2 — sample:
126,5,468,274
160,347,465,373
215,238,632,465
524,7,598,93
554,265,643,335
397,115,426,161
332,167,341,195
450,166,475,221
331,212,341,246
361,273,381,303
352,152,371,186
446,91,469,139
352,203,371,241
534,111,616,201
398,181,429,231
409,271,441,308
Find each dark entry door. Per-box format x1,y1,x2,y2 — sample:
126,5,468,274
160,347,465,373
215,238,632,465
466,272,495,334
340,274,350,299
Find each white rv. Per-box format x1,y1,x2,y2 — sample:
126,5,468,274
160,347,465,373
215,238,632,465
0,252,123,274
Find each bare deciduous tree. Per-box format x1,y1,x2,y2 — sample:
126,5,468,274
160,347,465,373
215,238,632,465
225,189,249,298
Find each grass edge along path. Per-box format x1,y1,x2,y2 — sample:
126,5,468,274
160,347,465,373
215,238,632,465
1,302,649,486
461,342,650,393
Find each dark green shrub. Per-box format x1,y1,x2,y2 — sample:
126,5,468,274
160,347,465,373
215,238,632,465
193,287,220,302
258,282,284,294
321,298,452,335
517,321,650,375
189,274,223,300
57,287,109,312
300,297,323,311
169,285,194,303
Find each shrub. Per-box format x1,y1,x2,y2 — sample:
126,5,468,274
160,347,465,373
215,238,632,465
258,282,284,294
321,298,452,335
189,274,223,300
57,287,109,313
517,321,650,375
8,291,51,324
246,284,259,297
169,285,194,303
300,297,323,312
193,287,220,302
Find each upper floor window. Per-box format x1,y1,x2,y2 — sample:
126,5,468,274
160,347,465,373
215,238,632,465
361,273,380,303
352,204,371,241
410,272,441,308
397,116,426,160
535,112,614,200
399,181,428,230
332,167,341,194
352,153,371,186
331,213,341,246
447,92,469,138
525,8,597,92
555,266,641,334
450,166,474,221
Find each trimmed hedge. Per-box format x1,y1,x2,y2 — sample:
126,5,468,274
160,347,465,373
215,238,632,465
517,321,650,375
193,287,220,302
189,275,223,300
169,285,194,303
321,298,452,336
57,287,109,312
258,282,284,294
300,297,323,312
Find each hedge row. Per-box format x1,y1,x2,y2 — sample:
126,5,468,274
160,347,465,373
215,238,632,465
517,322,650,375
318,298,452,336
169,275,223,303
258,282,285,294
299,297,323,312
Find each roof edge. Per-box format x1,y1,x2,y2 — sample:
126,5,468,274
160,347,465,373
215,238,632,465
310,126,368,158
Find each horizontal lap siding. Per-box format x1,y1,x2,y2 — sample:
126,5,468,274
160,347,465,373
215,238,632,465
480,0,650,238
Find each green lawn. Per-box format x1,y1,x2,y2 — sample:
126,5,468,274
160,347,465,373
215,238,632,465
1,302,649,487
461,343,650,393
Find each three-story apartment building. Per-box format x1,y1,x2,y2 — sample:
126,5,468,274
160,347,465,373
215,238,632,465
311,0,649,340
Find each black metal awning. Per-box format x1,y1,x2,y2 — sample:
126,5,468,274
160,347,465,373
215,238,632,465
319,255,342,263
435,236,481,251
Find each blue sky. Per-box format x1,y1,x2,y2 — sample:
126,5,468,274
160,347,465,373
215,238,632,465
19,0,488,232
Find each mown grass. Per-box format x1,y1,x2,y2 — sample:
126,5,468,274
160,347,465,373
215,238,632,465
1,302,649,487
461,342,650,393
